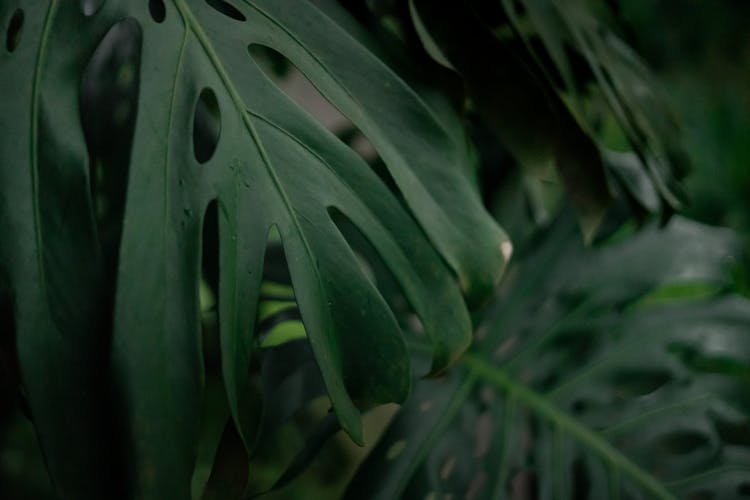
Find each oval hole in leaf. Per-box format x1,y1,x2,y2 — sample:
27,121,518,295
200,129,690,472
657,430,709,455
738,482,750,496
149,0,166,23
193,88,221,164
715,417,750,447
205,0,246,22
248,44,347,131
612,369,672,398
5,9,23,53
80,17,142,275
80,0,103,16
246,44,290,79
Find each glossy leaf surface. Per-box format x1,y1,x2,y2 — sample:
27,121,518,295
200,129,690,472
0,2,510,498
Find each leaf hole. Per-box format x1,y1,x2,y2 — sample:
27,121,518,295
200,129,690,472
261,228,292,286
205,0,246,21
200,200,220,370
80,18,142,275
5,8,23,53
656,430,710,455
193,88,221,164
246,44,291,79
80,0,103,16
338,124,401,197
326,208,378,286
257,226,306,349
738,482,750,496
248,44,348,132
258,305,303,348
247,44,403,199
612,369,672,398
149,0,166,23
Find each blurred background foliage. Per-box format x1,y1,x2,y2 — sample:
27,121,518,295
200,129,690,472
1,1,749,498
619,0,750,291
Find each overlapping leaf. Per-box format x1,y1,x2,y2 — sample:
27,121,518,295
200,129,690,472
349,213,750,499
0,1,510,498
409,0,683,237
499,0,685,211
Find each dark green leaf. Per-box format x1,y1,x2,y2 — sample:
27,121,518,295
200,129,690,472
349,214,750,499
1,2,509,498
0,3,121,498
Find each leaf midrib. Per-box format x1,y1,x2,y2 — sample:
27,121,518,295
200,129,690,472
172,0,303,245
29,0,60,312
172,0,358,439
242,0,484,279
461,351,676,500
392,375,476,497
242,0,461,158
166,6,672,496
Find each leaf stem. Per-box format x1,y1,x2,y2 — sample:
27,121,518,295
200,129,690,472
461,352,676,500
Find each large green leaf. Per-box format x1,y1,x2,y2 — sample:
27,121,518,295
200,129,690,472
348,213,750,499
0,3,118,498
0,1,510,498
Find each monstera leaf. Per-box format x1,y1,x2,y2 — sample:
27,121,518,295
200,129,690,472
0,1,510,498
408,0,683,237
348,213,750,499
499,0,685,210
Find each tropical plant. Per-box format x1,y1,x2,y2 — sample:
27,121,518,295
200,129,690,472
0,1,747,499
